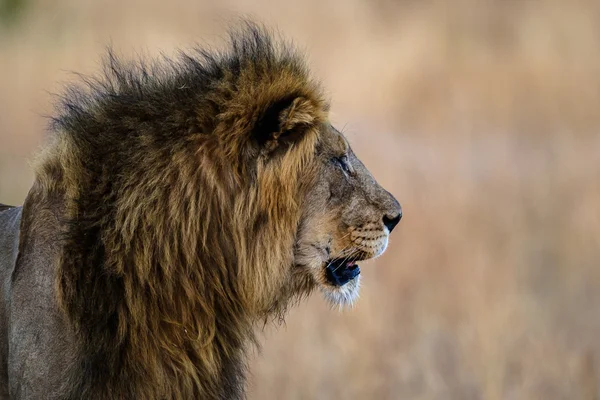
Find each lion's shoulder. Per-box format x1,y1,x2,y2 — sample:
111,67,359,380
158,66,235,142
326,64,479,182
0,204,15,213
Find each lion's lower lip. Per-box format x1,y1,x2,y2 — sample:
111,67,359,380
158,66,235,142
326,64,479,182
325,259,360,286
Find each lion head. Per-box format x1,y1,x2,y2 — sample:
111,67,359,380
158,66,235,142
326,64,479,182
292,124,402,305
35,22,402,399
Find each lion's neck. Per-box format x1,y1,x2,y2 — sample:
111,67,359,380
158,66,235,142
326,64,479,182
35,121,303,399
37,143,264,399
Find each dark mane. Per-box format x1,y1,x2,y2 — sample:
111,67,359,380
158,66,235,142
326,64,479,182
52,22,306,155
32,21,328,399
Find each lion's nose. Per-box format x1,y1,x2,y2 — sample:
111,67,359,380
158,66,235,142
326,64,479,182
382,208,402,233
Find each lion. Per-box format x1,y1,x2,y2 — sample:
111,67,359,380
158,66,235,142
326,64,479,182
0,23,401,399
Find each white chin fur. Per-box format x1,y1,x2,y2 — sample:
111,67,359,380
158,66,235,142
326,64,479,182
320,275,361,308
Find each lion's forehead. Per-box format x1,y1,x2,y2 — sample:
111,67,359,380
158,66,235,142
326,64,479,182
318,124,350,155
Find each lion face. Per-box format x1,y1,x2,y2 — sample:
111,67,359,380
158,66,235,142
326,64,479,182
294,124,402,305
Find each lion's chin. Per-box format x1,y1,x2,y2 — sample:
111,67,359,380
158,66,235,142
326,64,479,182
319,275,361,307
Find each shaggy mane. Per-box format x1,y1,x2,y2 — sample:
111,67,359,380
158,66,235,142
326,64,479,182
33,22,328,399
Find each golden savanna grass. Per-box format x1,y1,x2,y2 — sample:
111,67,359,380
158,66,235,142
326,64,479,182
1,0,599,398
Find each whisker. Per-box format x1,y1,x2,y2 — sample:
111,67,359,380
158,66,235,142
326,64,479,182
325,230,360,273
332,249,359,273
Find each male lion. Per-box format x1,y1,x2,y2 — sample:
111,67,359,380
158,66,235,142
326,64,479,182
0,23,401,399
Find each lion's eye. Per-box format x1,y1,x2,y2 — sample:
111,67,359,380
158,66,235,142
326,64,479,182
332,155,351,175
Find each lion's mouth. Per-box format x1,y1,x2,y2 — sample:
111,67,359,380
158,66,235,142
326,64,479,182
325,258,360,286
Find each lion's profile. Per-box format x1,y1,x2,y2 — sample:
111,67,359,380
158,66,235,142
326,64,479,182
0,23,401,399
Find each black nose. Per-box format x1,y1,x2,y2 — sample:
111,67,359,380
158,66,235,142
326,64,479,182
383,211,402,233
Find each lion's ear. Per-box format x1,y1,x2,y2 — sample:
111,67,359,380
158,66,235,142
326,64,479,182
254,96,320,147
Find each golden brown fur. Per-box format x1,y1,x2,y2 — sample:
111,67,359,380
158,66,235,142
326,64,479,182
1,22,401,399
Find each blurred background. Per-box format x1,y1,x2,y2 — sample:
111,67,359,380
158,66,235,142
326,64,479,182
1,0,600,398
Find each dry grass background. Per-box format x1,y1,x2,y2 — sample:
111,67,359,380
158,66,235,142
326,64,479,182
1,0,600,398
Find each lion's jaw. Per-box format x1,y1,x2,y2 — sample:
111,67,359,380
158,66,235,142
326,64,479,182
293,225,392,307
